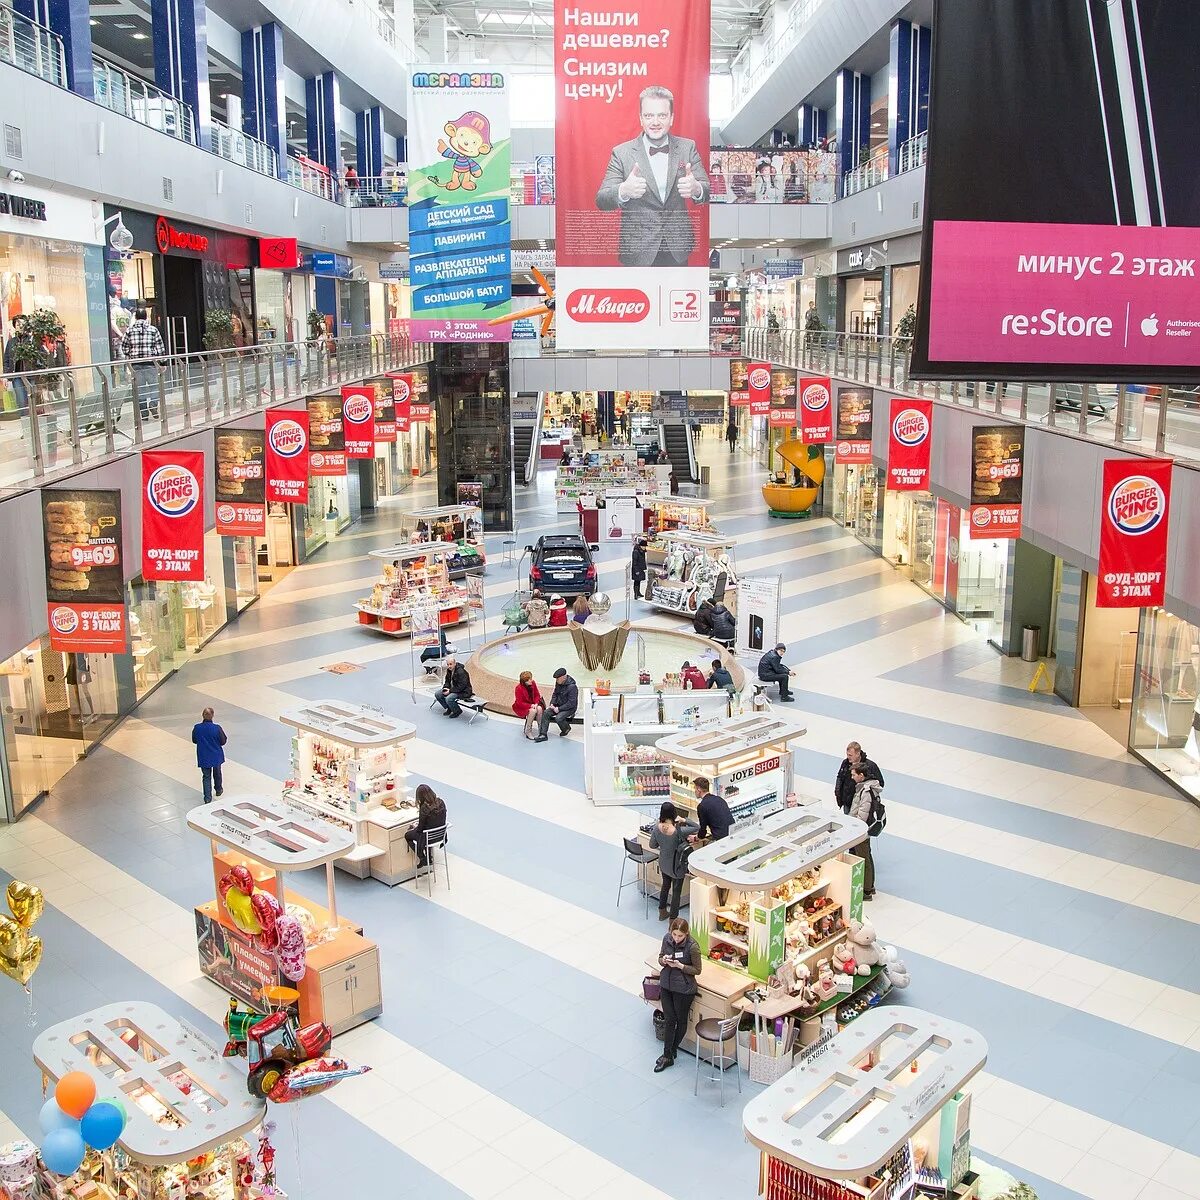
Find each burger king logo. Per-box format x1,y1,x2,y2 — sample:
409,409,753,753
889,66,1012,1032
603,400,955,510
268,418,306,458
146,464,199,518
50,606,80,634
1107,475,1165,536
217,503,237,525
801,383,830,411
836,440,852,457
748,367,771,391
971,507,993,528
343,393,373,424
311,452,326,469
892,408,930,446
393,379,411,403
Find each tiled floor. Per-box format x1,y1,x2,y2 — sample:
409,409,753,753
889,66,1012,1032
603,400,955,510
2,439,1200,1200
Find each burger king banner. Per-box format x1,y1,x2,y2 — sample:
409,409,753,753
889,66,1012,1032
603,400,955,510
409,364,432,422
375,379,397,443
389,373,412,434
767,367,798,428
835,387,873,463
141,451,205,580
214,427,265,536
306,395,346,476
265,409,310,504
969,424,1024,540
728,358,750,407
42,488,127,653
798,376,833,442
1097,458,1172,608
341,385,376,459
747,363,772,416
887,398,933,490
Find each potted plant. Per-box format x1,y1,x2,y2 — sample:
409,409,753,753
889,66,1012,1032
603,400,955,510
306,309,327,343
893,303,917,351
201,309,236,351
3,308,68,452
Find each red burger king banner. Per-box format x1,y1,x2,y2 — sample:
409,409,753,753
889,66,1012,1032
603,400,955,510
1097,458,1172,608
747,363,771,416
341,385,376,459
887,398,933,490
390,373,413,434
798,376,833,442
141,450,205,580
375,380,396,444
265,409,310,504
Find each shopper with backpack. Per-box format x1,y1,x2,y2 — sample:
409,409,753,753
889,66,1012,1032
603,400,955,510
847,764,885,899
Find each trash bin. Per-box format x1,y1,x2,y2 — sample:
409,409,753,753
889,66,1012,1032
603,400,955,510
700,465,711,487
1021,624,1041,662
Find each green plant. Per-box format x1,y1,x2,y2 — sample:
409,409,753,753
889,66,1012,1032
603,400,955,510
202,309,235,351
858,143,871,167
307,309,327,341
894,303,917,344
7,308,67,385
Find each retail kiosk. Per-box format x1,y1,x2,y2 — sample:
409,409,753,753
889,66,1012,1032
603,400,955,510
397,504,486,578
648,529,739,616
189,793,383,1035
354,542,469,636
30,1002,280,1200
743,1007,988,1200
556,449,670,515
646,496,712,541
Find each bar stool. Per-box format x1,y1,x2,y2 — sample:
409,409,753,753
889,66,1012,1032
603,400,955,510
416,823,450,894
501,523,520,568
617,837,659,919
693,1015,742,1105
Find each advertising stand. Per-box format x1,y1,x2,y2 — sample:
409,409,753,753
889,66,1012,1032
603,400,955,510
735,576,783,658
648,530,738,616
397,504,487,578
354,542,470,637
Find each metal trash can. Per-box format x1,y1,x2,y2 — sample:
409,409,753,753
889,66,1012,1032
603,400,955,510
700,465,711,487
1021,624,1041,662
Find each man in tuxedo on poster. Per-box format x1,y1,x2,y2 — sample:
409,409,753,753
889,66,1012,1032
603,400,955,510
596,85,709,267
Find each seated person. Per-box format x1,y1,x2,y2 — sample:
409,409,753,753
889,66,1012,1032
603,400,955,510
691,776,733,842
420,627,453,673
709,602,736,646
680,660,708,690
404,784,447,866
757,642,796,702
525,591,551,628
548,595,569,627
534,667,578,741
512,671,546,739
572,595,591,625
435,655,474,718
707,658,734,690
693,600,716,638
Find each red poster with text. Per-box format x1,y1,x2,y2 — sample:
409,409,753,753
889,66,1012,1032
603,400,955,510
389,373,413,434
142,450,205,580
341,385,375,459
265,409,310,504
887,398,933,490
1097,458,1172,608
798,376,833,442
307,396,346,476
747,363,771,416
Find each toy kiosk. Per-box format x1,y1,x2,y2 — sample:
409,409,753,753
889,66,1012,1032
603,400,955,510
646,496,712,540
189,793,383,1036
648,530,739,616
397,505,486,578
743,1007,988,1200
30,1002,279,1200
353,542,469,637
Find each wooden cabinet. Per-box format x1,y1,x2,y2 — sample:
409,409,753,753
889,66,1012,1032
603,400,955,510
300,936,382,1036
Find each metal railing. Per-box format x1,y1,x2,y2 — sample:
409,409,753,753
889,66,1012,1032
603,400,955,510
208,118,278,178
842,148,889,197
0,333,431,494
897,131,928,175
730,0,831,104
0,5,66,87
741,325,1200,466
345,175,408,208
286,155,342,203
92,54,197,144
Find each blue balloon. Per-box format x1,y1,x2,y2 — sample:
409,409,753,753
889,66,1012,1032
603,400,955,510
38,1099,79,1137
80,1101,125,1151
41,1128,86,1176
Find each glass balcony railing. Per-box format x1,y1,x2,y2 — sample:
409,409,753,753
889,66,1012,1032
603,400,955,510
0,4,66,87
208,118,278,179
92,54,197,144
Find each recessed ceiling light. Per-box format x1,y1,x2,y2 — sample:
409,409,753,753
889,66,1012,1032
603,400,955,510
89,18,98,25
132,31,147,39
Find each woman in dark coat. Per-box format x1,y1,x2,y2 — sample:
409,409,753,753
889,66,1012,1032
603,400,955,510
404,783,447,866
654,917,702,1072
631,537,648,599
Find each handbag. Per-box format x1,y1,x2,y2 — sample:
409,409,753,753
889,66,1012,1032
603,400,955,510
642,974,661,1002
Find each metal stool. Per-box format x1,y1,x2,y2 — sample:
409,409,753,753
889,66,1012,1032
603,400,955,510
617,837,659,918
501,524,519,567
415,822,450,894
693,1016,742,1105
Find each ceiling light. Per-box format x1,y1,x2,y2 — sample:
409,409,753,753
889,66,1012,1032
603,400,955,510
132,31,147,39
89,18,98,25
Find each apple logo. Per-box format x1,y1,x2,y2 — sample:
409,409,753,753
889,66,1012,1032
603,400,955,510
1141,314,1160,337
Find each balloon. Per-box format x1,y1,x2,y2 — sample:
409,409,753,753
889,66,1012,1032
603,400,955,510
218,867,263,936
41,1129,85,1176
54,1072,96,1121
39,1099,79,1137
80,1102,125,1151
273,914,306,982
0,920,42,988
250,892,281,951
6,881,44,929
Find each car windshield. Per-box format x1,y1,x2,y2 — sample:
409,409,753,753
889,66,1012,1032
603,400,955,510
542,549,586,564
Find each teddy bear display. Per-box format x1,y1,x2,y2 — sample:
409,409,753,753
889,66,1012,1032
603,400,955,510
831,940,857,975
846,918,889,975
812,958,838,1001
773,958,817,1004
884,944,911,989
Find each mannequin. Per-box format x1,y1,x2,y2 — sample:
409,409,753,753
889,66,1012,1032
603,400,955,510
65,653,95,720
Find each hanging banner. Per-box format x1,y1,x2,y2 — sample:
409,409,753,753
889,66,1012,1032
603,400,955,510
42,489,127,654
142,450,205,580
307,396,346,476
407,68,512,342
341,385,376,459
728,357,749,406
798,376,833,442
887,398,933,491
409,364,432,421
1097,459,1172,607
553,0,711,350
734,575,782,657
767,366,798,428
265,409,310,504
835,387,874,463
969,424,1025,539
409,598,442,648
466,571,485,612
214,428,266,536
747,363,771,416
375,379,397,443
386,373,414,439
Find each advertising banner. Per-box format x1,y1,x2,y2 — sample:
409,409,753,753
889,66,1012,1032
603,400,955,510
42,489,126,654
375,379,397,443
911,0,1200,382
734,575,782,657
728,357,749,406
456,481,483,507
409,364,432,421
387,373,414,438
407,68,512,342
969,424,1025,540
214,428,266,536
409,599,441,648
265,410,309,504
307,396,346,476
887,398,933,491
553,0,711,350
467,571,485,612
341,385,376,459
1097,458,1172,607
767,366,798,428
709,296,742,355
141,450,205,580
747,363,771,416
835,387,873,463
798,376,833,442
602,488,640,542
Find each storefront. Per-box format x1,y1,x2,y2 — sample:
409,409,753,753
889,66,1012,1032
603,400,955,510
835,233,921,339
306,250,352,336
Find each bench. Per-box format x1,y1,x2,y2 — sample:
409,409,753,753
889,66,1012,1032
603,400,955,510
428,694,488,725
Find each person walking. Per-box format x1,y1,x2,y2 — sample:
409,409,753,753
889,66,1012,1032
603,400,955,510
846,765,884,899
726,417,738,453
191,707,227,803
654,917,702,1072
631,537,648,599
435,654,473,718
757,642,796,701
834,741,885,814
404,783,447,867
691,775,733,843
649,801,698,920
534,667,578,740
512,670,545,740
119,307,165,420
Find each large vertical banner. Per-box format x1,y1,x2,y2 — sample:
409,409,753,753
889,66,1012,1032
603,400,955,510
265,410,310,504
735,575,782,657
554,0,711,350
407,69,511,342
747,363,771,416
728,358,749,406
767,366,797,427
142,450,205,580
798,376,833,443
388,373,412,436
410,364,432,422
969,424,1025,539
43,490,126,653
375,380,397,443
835,388,874,464
1097,459,1172,607
307,396,346,477
887,399,933,491
911,0,1200,381
341,385,376,459
214,428,266,536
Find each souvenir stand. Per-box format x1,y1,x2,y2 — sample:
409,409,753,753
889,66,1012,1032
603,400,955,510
648,530,739,616
645,496,712,540
189,793,383,1036
29,1002,278,1200
396,505,486,578
743,1007,988,1200
354,542,470,637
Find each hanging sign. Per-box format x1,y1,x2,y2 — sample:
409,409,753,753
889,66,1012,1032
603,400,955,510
307,396,346,476
265,409,310,503
767,366,798,428
389,373,413,435
747,363,771,416
409,364,432,421
374,379,396,443
729,357,749,406
214,428,266,536
887,398,933,491
798,376,833,442
969,424,1024,539
341,385,376,459
141,450,205,580
1097,458,1172,607
835,387,873,462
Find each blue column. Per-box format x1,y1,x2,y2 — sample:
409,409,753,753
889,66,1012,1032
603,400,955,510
241,22,286,177
355,106,384,178
888,20,931,174
798,104,827,148
151,0,210,147
15,0,92,97
395,134,407,164
305,71,340,171
834,69,870,177
914,24,931,135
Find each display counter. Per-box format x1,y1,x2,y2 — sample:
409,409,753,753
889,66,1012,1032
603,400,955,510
648,529,738,616
645,496,712,542
555,453,669,513
354,541,469,636
396,504,486,578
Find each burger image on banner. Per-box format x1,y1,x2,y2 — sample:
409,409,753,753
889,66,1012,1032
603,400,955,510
142,451,206,580
835,387,873,463
728,358,750,406
767,366,798,427
214,428,266,536
307,396,346,476
969,424,1024,539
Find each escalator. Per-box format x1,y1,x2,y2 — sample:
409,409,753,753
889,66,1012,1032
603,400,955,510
513,426,533,484
660,421,699,484
513,392,544,484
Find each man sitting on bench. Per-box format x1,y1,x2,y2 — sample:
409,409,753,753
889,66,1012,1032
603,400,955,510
757,642,796,703
435,654,474,719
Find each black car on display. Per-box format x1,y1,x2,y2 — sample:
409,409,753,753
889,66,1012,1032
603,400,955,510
527,534,600,597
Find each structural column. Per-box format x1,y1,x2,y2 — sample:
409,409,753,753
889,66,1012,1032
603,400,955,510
151,0,211,147
887,18,930,175
834,68,870,178
15,0,92,97
798,103,827,148
356,106,385,178
305,70,340,171
241,21,287,177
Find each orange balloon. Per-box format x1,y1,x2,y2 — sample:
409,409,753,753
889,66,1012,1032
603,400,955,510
55,1072,96,1120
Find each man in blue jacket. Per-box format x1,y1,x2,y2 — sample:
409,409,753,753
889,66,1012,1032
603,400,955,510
191,706,227,803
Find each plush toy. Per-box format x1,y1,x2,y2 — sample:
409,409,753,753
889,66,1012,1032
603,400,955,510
847,918,888,976
812,959,838,1001
831,941,857,975
884,944,911,989
774,958,815,1002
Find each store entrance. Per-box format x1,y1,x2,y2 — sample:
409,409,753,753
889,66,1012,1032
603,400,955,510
162,255,203,355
